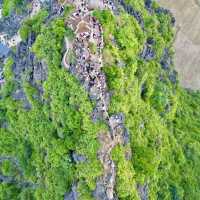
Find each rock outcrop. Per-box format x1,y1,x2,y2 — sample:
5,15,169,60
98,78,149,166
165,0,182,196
64,183,78,200
140,39,155,61
137,183,148,200
118,0,144,28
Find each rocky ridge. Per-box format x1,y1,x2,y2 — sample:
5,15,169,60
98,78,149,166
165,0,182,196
63,1,129,200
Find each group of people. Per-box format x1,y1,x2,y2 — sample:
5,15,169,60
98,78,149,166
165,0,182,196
63,1,129,199
64,0,110,121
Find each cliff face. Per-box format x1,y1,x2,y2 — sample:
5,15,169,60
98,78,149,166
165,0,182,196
157,0,200,90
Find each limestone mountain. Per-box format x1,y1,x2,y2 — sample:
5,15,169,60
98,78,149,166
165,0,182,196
0,1,200,200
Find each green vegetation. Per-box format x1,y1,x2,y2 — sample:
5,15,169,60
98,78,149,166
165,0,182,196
112,145,139,200
94,1,200,199
88,42,97,55
19,10,49,40
0,12,105,200
168,90,200,199
0,0,200,200
2,0,23,17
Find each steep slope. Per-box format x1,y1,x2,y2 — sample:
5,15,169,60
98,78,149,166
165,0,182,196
0,0,200,200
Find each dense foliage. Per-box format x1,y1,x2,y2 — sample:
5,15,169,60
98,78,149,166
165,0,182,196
94,1,200,199
0,9,106,199
0,0,200,200
2,0,24,17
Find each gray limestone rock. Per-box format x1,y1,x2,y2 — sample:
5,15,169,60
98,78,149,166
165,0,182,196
72,152,87,163
140,43,155,61
12,89,26,101
122,128,129,145
169,70,177,84
144,0,153,12
64,184,78,200
118,0,144,28
12,88,32,110
137,183,148,200
33,61,47,82
0,43,9,59
93,182,108,200
88,0,104,10
117,60,126,68
160,48,172,70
